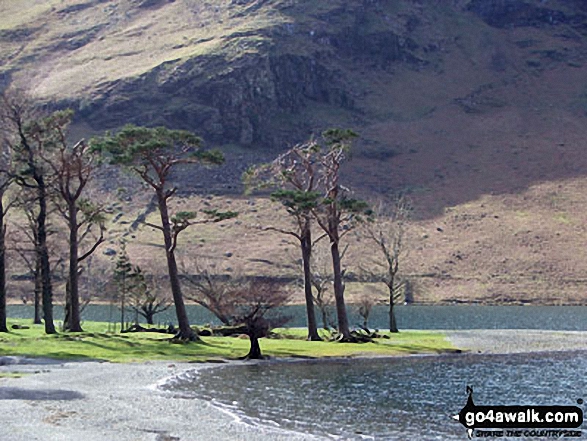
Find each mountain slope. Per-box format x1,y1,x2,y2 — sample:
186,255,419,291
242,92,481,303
2,0,587,304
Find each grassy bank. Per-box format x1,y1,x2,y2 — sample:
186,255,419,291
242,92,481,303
0,320,456,363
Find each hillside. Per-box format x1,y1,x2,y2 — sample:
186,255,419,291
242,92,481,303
2,0,587,304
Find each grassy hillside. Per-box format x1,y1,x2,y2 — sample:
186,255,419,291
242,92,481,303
2,0,587,305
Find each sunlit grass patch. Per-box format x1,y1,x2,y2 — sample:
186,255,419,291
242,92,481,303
0,320,455,363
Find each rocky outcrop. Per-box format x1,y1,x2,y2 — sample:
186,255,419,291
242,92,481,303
5,0,586,152
79,46,355,148
73,1,427,148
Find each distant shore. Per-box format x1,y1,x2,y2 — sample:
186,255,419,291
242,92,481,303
1,330,586,441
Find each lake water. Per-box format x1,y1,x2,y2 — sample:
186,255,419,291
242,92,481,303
164,351,587,440
8,304,587,331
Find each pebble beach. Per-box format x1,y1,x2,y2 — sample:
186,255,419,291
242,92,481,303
1,330,586,441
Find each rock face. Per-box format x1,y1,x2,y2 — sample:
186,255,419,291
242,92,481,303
1,0,587,154
83,50,353,147
0,0,434,148
70,0,433,148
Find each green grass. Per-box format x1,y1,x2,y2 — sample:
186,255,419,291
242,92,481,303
0,372,27,379
0,320,456,363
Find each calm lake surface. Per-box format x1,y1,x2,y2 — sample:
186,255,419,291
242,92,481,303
164,351,587,440
8,304,587,330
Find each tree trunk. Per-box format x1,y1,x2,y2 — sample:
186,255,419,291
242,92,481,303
320,306,330,330
330,240,351,339
389,285,399,333
37,182,55,334
64,203,83,332
64,279,71,330
389,303,398,333
120,279,125,333
157,191,197,341
246,334,263,359
33,256,42,324
301,224,320,341
0,197,7,333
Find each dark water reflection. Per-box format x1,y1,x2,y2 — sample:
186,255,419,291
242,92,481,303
9,304,587,330
164,352,587,440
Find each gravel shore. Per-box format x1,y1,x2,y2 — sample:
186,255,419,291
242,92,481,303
0,360,313,441
1,329,587,441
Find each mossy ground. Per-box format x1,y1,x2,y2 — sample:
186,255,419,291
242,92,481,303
0,320,455,363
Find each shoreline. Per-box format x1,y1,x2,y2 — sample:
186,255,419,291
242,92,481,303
0,360,314,441
1,329,587,441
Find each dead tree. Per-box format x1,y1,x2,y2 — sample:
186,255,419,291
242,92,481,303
364,196,411,333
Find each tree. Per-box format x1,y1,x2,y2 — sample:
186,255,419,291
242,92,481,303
309,243,336,331
113,241,137,332
0,90,55,334
311,129,370,341
244,140,323,341
0,162,11,332
356,293,375,330
364,196,411,333
182,258,237,326
228,280,291,359
93,125,233,341
128,269,171,325
11,192,47,325
182,258,290,358
40,110,105,332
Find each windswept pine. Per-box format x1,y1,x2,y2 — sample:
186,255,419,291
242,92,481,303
92,126,235,341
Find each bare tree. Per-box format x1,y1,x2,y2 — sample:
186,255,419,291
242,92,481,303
0,90,55,334
182,258,290,358
364,196,411,333
181,258,236,326
356,293,375,330
11,192,47,324
40,110,105,332
0,167,11,332
128,269,171,325
245,140,323,341
309,244,336,331
223,280,291,359
93,126,234,340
